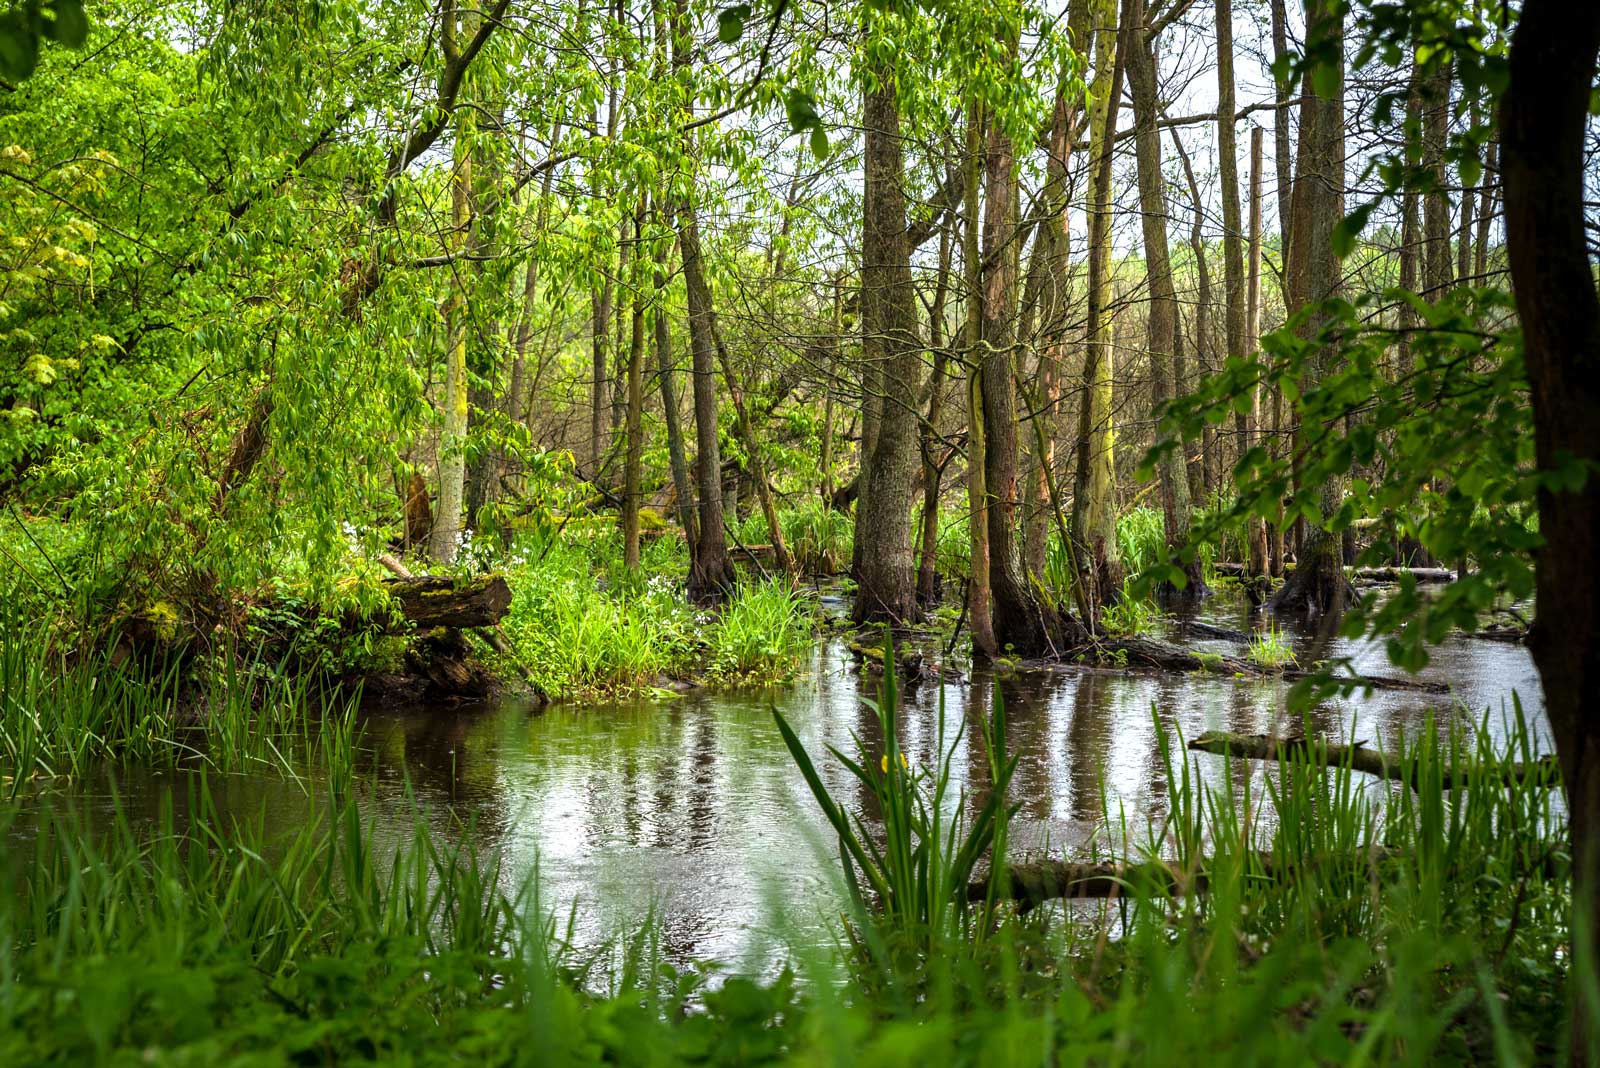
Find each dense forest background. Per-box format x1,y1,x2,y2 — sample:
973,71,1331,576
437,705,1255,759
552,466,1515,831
0,0,1523,642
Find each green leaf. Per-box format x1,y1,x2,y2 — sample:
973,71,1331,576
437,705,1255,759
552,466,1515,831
808,123,829,160
716,4,750,45
1332,201,1376,259
784,88,820,134
45,0,89,48
0,11,40,82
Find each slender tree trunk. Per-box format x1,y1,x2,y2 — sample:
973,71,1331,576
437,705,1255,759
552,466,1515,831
1215,0,1251,566
1172,126,1214,508
430,3,471,564
1245,126,1269,580
1422,56,1453,297
1501,7,1600,1063
917,225,953,605
622,206,647,570
1129,0,1200,592
964,99,998,659
654,270,697,553
1070,0,1127,616
1269,0,1294,302
714,324,793,575
1474,138,1498,280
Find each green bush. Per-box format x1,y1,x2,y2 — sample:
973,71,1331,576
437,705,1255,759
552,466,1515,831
706,580,811,681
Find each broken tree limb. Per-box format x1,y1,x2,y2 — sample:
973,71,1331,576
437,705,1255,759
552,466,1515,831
1186,730,1561,791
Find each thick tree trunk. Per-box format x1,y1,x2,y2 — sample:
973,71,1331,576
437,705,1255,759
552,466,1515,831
383,574,512,630
852,60,924,625
1501,5,1600,1063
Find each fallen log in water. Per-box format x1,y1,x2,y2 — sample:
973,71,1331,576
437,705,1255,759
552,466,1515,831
1078,636,1448,693
965,842,1564,911
1186,730,1560,791
965,849,1399,911
1212,562,1456,584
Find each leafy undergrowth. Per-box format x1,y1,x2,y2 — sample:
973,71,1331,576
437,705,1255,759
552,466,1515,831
491,529,815,700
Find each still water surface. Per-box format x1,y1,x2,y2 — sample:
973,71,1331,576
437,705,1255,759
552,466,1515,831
17,592,1549,971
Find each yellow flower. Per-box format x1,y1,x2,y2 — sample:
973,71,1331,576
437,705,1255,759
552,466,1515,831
880,752,909,774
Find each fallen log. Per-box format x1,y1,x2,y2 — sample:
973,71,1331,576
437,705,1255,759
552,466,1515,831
1186,730,1560,791
1092,636,1258,676
965,843,1564,912
382,573,511,629
965,848,1399,911
1182,620,1253,643
1468,624,1527,644
1211,561,1455,584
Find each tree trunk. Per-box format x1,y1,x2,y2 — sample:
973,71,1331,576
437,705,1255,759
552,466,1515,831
917,224,953,606
981,95,1061,657
851,54,924,625
714,324,793,576
1244,126,1269,581
622,208,647,571
1070,0,1127,616
678,204,737,602
964,99,998,659
655,263,698,555
1172,127,1215,506
1129,0,1200,593
1422,56,1453,297
1501,6,1600,1064
1270,0,1350,617
429,4,471,564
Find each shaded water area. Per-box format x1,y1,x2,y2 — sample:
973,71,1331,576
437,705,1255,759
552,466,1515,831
7,590,1549,973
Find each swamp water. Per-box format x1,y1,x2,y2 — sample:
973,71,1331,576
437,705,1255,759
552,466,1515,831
5,592,1550,973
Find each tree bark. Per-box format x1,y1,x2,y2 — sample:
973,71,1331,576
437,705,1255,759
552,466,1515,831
964,99,999,659
1070,0,1128,617
981,94,1061,656
1271,0,1350,617
1128,0,1200,593
622,209,646,571
852,54,924,625
1501,4,1600,1063
429,2,472,564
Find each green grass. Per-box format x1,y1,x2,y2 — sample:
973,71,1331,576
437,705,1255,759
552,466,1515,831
1246,620,1298,669
496,534,813,699
0,616,359,795
706,580,812,681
